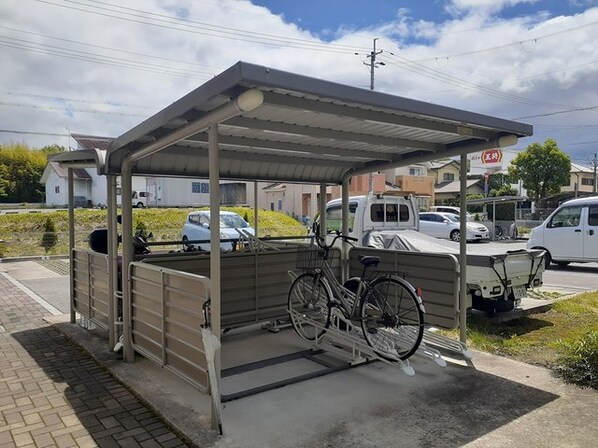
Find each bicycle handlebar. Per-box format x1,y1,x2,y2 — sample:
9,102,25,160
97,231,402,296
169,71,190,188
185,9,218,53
314,231,358,250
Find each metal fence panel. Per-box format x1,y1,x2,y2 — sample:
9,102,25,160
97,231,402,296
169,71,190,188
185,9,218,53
141,245,341,328
348,247,459,329
72,249,110,330
130,262,210,392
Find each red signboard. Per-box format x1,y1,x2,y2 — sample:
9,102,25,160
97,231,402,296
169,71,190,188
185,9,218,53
481,149,503,165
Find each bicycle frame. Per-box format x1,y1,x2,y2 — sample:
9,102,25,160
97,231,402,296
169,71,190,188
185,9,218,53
310,234,369,320
313,262,364,319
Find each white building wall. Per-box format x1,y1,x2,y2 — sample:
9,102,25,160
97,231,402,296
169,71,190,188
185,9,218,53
90,171,107,207
147,178,211,207
44,171,68,207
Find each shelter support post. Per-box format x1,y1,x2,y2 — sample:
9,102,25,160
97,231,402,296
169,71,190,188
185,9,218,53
68,168,75,323
319,184,326,238
107,174,118,349
208,124,222,431
121,161,134,362
341,176,350,282
492,202,496,241
253,182,258,234
459,154,467,344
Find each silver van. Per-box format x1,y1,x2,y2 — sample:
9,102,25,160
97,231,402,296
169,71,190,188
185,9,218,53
527,196,598,267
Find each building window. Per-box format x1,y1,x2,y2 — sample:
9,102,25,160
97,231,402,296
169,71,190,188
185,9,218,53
270,202,274,211
278,200,283,210
409,167,424,176
581,178,594,186
192,182,210,193
55,186,60,194
443,173,455,182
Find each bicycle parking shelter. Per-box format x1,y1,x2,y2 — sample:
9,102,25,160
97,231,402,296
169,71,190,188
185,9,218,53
51,61,533,431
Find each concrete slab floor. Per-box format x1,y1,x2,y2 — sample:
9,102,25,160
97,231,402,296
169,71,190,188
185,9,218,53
48,315,598,448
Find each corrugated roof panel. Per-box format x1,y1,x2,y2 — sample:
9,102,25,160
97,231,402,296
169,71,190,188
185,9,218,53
53,62,532,185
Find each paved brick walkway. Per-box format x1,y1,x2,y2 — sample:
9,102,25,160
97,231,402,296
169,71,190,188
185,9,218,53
0,274,190,448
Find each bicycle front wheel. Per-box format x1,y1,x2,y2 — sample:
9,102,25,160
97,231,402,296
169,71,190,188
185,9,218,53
288,273,331,341
360,276,424,360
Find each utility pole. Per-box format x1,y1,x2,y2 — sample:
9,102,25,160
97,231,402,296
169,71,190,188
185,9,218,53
364,38,384,91
364,38,384,192
593,153,597,194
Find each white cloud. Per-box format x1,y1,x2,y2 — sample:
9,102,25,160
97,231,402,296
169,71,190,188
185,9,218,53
448,0,540,15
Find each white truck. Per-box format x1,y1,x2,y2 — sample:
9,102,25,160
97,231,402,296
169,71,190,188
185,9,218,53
317,194,545,314
132,190,148,208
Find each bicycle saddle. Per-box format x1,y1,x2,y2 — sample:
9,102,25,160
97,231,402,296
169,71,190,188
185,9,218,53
358,255,380,267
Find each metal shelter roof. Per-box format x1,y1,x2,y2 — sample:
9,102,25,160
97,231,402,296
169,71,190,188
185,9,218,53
99,61,532,184
466,195,528,205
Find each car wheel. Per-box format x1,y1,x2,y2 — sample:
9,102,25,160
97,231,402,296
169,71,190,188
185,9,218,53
543,251,552,269
494,225,503,239
182,235,192,251
450,229,460,242
136,202,144,208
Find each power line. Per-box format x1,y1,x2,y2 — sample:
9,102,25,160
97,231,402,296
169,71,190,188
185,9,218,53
413,19,598,63
514,105,598,120
0,25,223,73
379,51,577,110
0,129,70,137
0,36,211,79
0,90,154,110
0,101,148,117
33,0,367,54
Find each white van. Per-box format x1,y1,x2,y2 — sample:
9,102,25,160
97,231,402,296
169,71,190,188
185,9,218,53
527,196,598,267
132,191,148,208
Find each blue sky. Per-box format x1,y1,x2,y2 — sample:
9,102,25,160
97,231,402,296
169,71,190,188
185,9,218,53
1,0,598,166
252,0,594,40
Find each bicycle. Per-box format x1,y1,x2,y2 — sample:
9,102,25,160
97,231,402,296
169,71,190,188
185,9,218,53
287,233,425,361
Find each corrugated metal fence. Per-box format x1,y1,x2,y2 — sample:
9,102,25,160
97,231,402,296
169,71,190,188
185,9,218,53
349,247,459,329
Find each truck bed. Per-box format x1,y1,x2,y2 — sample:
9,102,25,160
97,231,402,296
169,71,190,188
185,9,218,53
363,229,545,303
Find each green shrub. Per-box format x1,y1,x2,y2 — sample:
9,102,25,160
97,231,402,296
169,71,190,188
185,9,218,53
555,331,598,389
40,216,58,253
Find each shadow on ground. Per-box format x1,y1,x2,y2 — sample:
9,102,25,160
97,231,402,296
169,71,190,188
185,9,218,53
11,326,196,447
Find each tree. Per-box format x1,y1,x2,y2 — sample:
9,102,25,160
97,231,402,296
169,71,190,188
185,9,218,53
490,184,518,197
0,143,60,203
508,139,571,202
41,216,58,253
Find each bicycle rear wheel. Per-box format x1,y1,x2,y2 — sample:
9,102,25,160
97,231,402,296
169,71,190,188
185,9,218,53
360,276,424,360
288,273,331,341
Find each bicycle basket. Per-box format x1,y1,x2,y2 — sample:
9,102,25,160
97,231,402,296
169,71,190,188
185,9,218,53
296,245,327,271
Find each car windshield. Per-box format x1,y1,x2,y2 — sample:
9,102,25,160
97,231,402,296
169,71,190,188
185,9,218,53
220,214,249,228
443,214,460,223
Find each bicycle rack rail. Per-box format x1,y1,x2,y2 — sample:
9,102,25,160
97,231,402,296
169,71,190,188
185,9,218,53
287,270,458,372
295,307,417,376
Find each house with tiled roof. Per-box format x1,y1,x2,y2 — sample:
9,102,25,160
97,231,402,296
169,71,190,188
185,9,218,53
41,134,146,207
434,179,484,204
41,161,93,207
562,162,596,194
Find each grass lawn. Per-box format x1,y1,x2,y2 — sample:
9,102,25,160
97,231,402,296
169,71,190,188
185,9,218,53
440,291,598,388
0,207,307,257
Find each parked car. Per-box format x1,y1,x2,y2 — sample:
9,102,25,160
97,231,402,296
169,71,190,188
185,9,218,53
527,196,598,268
182,210,254,251
430,205,474,220
418,212,489,242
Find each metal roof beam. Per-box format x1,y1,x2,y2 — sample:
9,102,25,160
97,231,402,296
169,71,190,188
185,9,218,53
223,117,442,151
166,144,355,168
183,133,395,160
262,91,496,140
